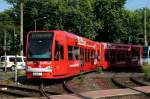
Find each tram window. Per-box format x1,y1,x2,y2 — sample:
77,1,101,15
125,52,129,61
132,48,134,56
74,47,79,60
121,53,125,61
90,50,92,63
80,48,84,60
110,52,113,61
85,49,88,62
117,53,120,61
84,49,86,61
105,52,109,61
119,53,122,61
68,46,73,60
149,51,150,57
98,50,100,61
94,51,95,60
122,53,126,61
132,48,137,57
91,50,94,64
113,52,116,61
91,50,94,59
110,52,116,62
120,53,124,61
60,45,64,60
88,49,90,62
54,41,59,61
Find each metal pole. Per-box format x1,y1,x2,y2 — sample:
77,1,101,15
144,8,148,46
20,0,24,56
15,54,18,82
13,27,16,54
4,30,7,72
34,20,36,31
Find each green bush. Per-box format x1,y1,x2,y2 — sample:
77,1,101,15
96,67,103,74
17,70,26,76
143,64,150,81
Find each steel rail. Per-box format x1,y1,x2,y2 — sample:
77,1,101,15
39,82,51,99
130,74,150,86
63,78,93,99
0,83,60,94
112,74,150,97
0,89,34,97
0,83,60,98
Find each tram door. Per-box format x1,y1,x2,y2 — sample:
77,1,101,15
53,41,67,75
80,48,85,72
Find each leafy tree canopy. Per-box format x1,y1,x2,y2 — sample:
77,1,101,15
1,0,150,55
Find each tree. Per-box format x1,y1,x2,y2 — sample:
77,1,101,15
0,10,20,55
5,0,150,46
94,0,126,42
5,0,99,40
121,8,150,45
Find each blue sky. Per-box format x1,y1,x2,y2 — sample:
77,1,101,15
125,0,150,10
0,0,150,12
0,0,12,12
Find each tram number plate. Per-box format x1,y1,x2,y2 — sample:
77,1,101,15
33,72,42,76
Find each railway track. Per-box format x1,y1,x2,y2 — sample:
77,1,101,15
0,83,61,98
0,72,148,98
112,73,150,97
63,78,93,99
0,78,92,98
39,82,51,99
40,72,150,99
0,75,92,98
130,74,150,86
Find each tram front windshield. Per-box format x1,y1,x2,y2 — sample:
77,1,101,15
28,32,53,61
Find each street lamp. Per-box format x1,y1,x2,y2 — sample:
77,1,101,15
34,17,47,31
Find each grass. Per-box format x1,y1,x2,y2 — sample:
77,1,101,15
143,64,150,81
96,67,103,74
17,70,26,76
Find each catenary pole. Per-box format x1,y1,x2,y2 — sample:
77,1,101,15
144,8,148,46
20,0,24,56
4,30,7,72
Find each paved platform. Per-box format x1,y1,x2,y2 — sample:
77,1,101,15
50,86,150,99
20,86,150,99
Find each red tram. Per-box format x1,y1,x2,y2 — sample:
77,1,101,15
26,30,143,79
99,43,143,69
